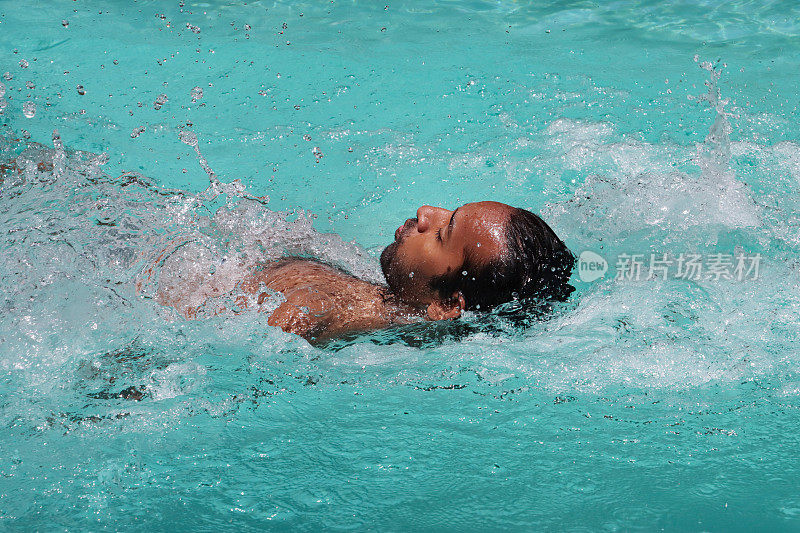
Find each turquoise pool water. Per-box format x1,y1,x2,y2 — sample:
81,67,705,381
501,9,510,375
3,0,800,529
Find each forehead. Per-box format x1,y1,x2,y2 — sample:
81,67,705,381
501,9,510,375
458,201,514,225
455,201,514,261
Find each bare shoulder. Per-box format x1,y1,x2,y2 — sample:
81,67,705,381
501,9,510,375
244,258,358,291
267,285,334,341
160,257,393,343
252,259,391,342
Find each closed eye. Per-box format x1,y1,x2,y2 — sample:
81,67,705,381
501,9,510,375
447,207,460,236
436,228,443,242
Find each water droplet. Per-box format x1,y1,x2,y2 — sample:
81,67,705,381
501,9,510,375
179,130,197,146
408,272,414,278
0,82,5,98
462,270,468,276
153,93,168,110
19,59,29,69
76,85,85,95
190,86,203,101
2,72,11,81
22,101,36,118
25,81,35,89
244,24,251,31
62,20,69,28
0,98,7,113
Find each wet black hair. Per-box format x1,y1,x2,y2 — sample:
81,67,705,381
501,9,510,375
429,207,575,310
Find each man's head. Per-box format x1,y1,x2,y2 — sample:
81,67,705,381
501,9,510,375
380,201,574,320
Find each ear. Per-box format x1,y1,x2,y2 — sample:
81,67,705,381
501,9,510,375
426,292,466,321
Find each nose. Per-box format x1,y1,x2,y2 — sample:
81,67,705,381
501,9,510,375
416,205,452,233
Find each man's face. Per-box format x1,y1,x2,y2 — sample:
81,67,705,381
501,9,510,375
380,201,514,305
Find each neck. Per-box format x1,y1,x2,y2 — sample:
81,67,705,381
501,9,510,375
376,286,427,325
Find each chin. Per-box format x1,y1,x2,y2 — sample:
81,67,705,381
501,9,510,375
380,242,397,280
381,242,413,298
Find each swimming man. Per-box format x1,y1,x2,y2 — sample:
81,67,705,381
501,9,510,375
160,201,575,343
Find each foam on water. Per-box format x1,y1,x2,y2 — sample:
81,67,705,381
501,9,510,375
0,129,391,434
1,61,797,411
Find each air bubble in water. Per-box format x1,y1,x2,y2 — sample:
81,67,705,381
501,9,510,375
131,126,146,138
3,72,12,81
62,20,69,28
186,23,201,34
191,86,203,101
26,81,35,89
0,82,5,98
0,99,7,113
19,59,29,69
303,134,312,141
22,101,36,118
77,85,85,95
154,93,168,110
